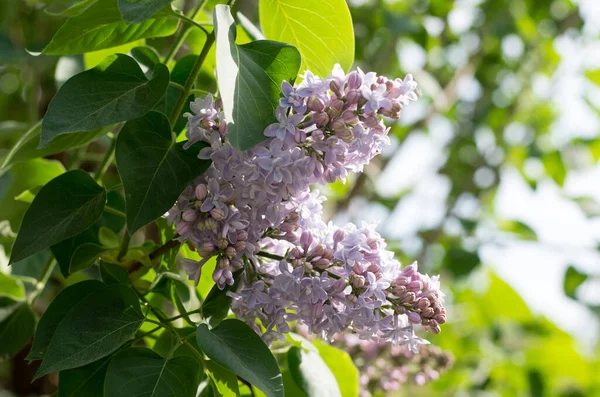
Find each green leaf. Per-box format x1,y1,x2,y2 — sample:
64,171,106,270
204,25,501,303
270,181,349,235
98,226,120,248
0,158,65,232
83,39,145,70
118,0,173,23
100,261,129,285
196,319,284,397
563,265,588,300
0,303,36,356
498,219,537,241
201,269,242,327
104,346,201,397
51,190,125,277
312,341,358,397
214,5,301,151
152,84,193,133
10,170,106,264
46,0,99,17
259,0,354,77
69,243,107,273
542,151,566,186
171,54,197,86
131,45,161,70
116,111,211,234
40,54,169,148
0,272,25,301
2,123,106,168
205,360,240,397
442,247,480,278
287,346,341,397
28,280,106,360
153,327,203,363
57,356,110,397
43,0,178,55
35,283,144,378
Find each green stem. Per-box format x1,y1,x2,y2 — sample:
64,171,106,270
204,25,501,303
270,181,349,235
169,31,215,126
174,12,210,35
28,256,56,304
257,251,284,261
94,137,117,182
117,231,131,261
0,120,41,172
164,0,208,64
104,206,126,218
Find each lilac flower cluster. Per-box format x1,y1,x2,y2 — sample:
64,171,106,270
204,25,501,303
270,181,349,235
168,64,444,347
334,333,454,396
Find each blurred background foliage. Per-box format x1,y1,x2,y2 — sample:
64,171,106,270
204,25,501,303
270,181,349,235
1,0,600,396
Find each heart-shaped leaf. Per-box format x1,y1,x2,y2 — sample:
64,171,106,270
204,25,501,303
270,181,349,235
116,111,211,233
196,319,283,397
10,170,106,264
214,5,301,151
41,54,169,148
259,0,354,77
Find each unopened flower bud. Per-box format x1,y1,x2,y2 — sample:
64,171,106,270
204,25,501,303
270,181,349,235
236,230,248,241
333,229,346,245
417,298,430,309
335,127,354,143
307,96,325,112
217,256,230,269
351,274,366,288
407,311,421,324
314,112,329,127
408,280,423,292
176,221,191,235
218,236,229,250
205,217,217,230
195,184,207,200
182,209,197,222
210,207,225,221
198,241,215,257
313,258,330,269
347,71,363,90
234,240,246,252
225,246,236,257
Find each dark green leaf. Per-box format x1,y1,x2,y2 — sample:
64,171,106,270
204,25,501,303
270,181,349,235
58,356,110,397
153,327,203,363
287,346,341,397
104,346,201,397
214,5,301,150
152,84,193,133
46,0,99,17
42,0,178,55
131,45,161,69
10,170,106,264
69,243,107,273
28,280,106,360
51,190,125,277
259,0,354,77
98,226,120,248
118,0,173,23
171,54,197,87
442,247,480,277
35,284,144,378
196,319,283,397
40,54,169,148
100,261,129,285
116,111,211,233
563,265,588,300
0,303,35,357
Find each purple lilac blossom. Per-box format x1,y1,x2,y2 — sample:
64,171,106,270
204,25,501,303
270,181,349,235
168,64,445,347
